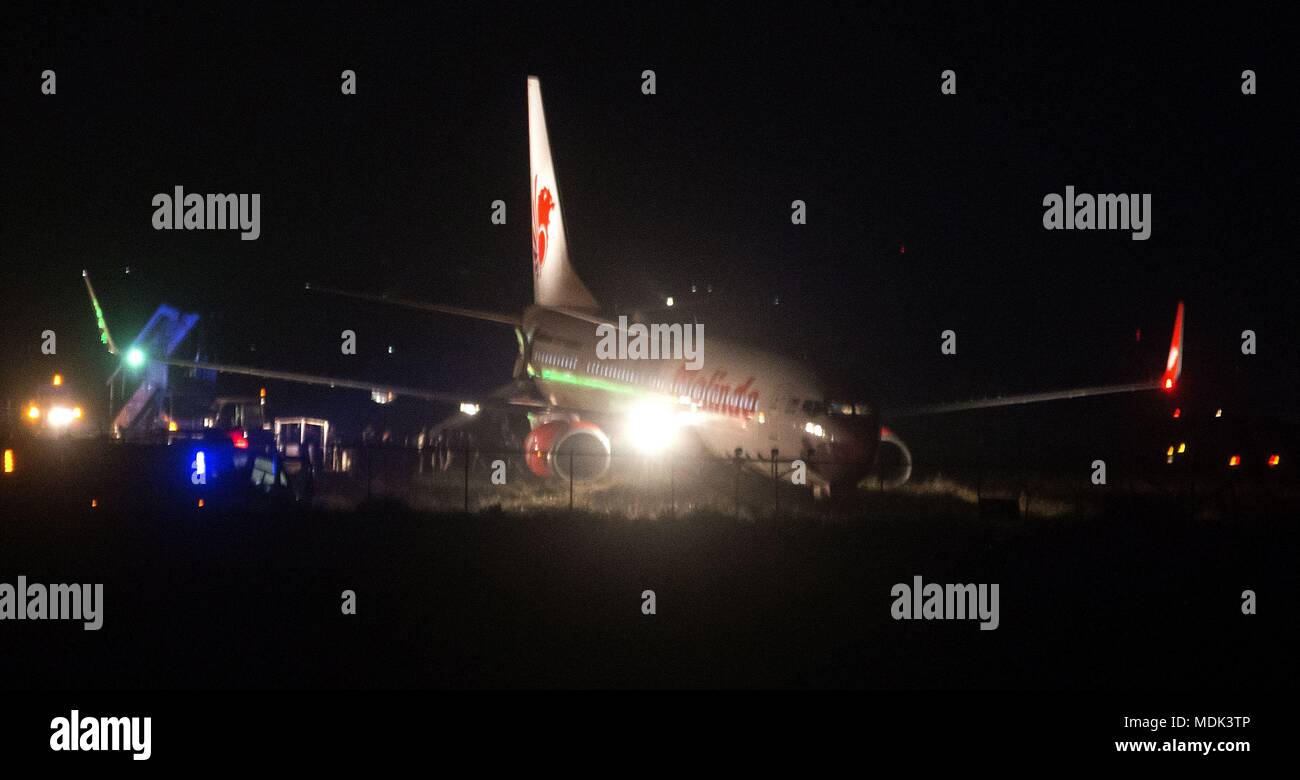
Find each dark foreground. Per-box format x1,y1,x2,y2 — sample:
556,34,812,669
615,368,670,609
0,488,1295,690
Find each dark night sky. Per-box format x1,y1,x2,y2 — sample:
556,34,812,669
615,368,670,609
2,5,1295,443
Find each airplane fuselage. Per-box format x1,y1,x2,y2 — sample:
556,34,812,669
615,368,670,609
522,306,881,487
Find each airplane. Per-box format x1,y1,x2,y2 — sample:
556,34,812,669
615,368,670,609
84,76,1187,497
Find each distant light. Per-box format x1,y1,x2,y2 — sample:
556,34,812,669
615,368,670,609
3,449,13,474
197,499,205,508
1228,455,1241,467
803,421,825,438
259,387,267,399
1172,407,1181,418
1164,378,1173,390
1177,442,1186,454
459,402,481,416
126,347,146,368
27,405,40,420
665,297,674,307
387,345,394,354
1267,454,1280,467
1215,408,1223,418
52,373,62,387
690,285,698,294
371,390,394,404
91,499,97,508
757,411,766,424
73,407,82,419
168,420,179,432
1166,446,1175,457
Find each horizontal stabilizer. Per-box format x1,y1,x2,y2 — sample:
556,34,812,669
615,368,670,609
305,283,520,327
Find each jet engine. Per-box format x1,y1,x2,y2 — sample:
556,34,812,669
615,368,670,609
874,426,914,488
524,419,612,481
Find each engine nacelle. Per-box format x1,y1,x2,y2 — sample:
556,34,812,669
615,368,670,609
524,420,612,481
874,426,914,488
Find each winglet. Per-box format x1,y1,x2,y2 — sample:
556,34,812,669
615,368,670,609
82,271,118,355
1160,301,1185,391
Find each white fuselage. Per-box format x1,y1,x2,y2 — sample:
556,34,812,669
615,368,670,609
522,306,878,485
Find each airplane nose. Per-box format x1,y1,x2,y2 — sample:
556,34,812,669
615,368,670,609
808,416,880,487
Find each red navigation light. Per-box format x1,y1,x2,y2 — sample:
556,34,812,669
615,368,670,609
1228,455,1241,467
1164,378,1173,390
1172,407,1181,418
1267,454,1280,467
229,431,249,449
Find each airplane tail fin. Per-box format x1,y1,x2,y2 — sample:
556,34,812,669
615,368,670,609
528,76,599,311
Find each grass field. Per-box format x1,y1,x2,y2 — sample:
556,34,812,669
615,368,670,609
1,476,1293,689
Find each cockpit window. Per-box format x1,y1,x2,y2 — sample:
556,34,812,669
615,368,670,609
802,400,826,416
826,401,873,417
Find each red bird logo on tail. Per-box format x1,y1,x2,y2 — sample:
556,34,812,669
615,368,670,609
532,175,555,275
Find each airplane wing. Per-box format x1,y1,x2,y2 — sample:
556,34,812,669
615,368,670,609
889,301,1184,418
146,353,550,413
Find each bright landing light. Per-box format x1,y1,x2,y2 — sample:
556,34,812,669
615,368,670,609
459,403,481,416
625,402,680,455
47,406,76,427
